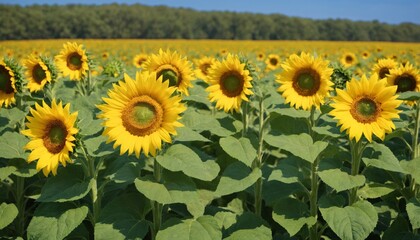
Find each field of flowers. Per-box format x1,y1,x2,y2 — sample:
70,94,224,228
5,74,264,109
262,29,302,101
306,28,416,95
0,39,420,240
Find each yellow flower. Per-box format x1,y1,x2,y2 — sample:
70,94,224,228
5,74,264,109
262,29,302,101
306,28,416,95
265,54,281,71
330,74,402,142
23,55,52,92
206,54,253,112
142,49,194,96
387,63,420,93
256,52,265,61
22,100,78,176
372,58,398,80
194,56,216,82
340,52,358,68
133,53,148,68
97,71,186,157
55,42,89,81
276,52,333,110
0,60,17,108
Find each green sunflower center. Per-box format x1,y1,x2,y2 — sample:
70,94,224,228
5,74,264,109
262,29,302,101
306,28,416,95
0,65,14,94
378,67,390,79
32,64,47,84
158,69,179,87
292,68,321,96
67,52,83,71
43,120,68,154
122,95,163,136
350,97,381,123
394,73,416,92
220,72,244,97
269,58,278,66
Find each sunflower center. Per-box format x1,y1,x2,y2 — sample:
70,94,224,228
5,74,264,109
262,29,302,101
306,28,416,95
200,63,211,75
32,64,47,84
43,120,68,154
378,67,390,79
345,56,353,64
394,73,416,92
350,97,381,123
121,95,163,136
0,65,14,94
157,66,181,87
138,58,146,66
67,52,83,70
292,68,321,96
270,58,278,66
220,72,244,97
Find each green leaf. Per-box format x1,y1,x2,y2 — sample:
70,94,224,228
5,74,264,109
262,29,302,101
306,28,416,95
214,211,237,230
225,212,271,240
319,198,378,240
362,142,405,173
358,183,396,199
27,203,88,240
382,216,414,240
37,165,93,202
272,198,316,236
0,203,18,230
401,157,420,185
77,110,103,136
318,169,365,192
181,110,232,137
406,198,420,230
0,131,29,159
265,133,328,163
156,144,219,181
0,107,26,132
175,126,211,142
219,136,257,167
9,158,37,177
95,192,150,240
157,216,221,240
215,162,261,197
0,166,17,181
269,111,309,135
109,161,143,184
83,134,115,157
397,91,420,101
270,107,310,119
224,226,272,240
268,157,304,184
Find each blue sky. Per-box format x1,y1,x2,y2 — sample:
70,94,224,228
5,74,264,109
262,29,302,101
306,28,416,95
6,0,420,24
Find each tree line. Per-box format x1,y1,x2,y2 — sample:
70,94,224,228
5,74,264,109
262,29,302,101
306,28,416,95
1,4,420,41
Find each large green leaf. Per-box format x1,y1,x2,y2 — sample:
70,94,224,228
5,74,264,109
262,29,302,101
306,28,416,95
270,107,310,119
265,133,328,163
156,144,219,181
318,169,365,192
83,134,115,157
214,211,237,230
268,157,304,184
397,91,420,101
319,198,378,240
358,183,396,199
362,142,405,173
37,165,93,202
95,192,150,240
269,112,308,135
175,126,211,142
406,198,420,230
382,216,415,240
27,203,88,240
224,212,271,240
77,109,103,136
401,157,420,185
0,166,17,181
219,136,257,167
272,198,316,236
109,161,143,184
215,162,261,197
0,203,18,230
156,216,221,240
181,110,232,137
0,107,26,132
0,131,29,160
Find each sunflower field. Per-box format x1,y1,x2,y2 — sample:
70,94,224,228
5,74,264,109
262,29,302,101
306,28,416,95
0,39,420,240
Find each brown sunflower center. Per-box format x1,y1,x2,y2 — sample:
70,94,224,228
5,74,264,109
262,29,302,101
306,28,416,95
0,65,14,94
292,68,321,96
345,55,354,64
157,65,181,87
394,73,416,92
43,120,68,154
350,97,381,123
378,67,390,79
32,64,47,84
121,95,163,136
200,63,211,76
138,58,146,66
67,52,83,70
269,58,278,66
220,71,244,97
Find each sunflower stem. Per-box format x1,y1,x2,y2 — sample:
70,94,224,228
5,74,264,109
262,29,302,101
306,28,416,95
308,106,319,240
152,159,163,240
410,100,420,198
349,139,364,205
254,97,265,216
241,102,249,137
14,176,25,237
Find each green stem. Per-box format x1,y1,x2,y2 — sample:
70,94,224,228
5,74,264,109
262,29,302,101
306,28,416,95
15,176,25,237
349,139,364,205
308,106,319,240
412,101,420,160
254,98,265,216
80,142,99,225
241,102,249,137
152,159,163,240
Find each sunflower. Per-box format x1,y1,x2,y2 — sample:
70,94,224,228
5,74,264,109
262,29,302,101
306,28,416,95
330,74,401,142
340,52,358,68
194,56,216,82
0,60,17,108
21,100,78,176
55,42,89,81
23,55,52,93
372,58,398,80
97,71,186,157
206,54,253,112
265,54,281,71
133,53,148,68
276,52,333,110
361,51,370,60
256,52,265,61
387,63,420,93
142,49,194,96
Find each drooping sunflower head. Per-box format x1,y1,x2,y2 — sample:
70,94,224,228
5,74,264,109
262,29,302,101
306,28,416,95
142,49,194,96
0,58,24,108
55,42,89,81
276,52,334,110
23,54,52,93
340,52,358,68
387,63,420,93
133,53,149,68
194,56,216,82
206,54,253,113
265,54,281,71
330,74,402,142
21,100,78,176
372,58,398,80
97,71,186,158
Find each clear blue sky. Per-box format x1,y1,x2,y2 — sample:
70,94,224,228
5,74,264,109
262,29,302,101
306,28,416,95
5,0,420,24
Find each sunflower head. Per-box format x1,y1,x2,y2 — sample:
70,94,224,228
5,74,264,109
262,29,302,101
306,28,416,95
0,58,23,108
97,71,186,157
142,49,194,96
23,54,53,93
256,52,265,61
21,100,78,176
133,53,148,68
372,58,398,80
194,56,216,82
330,74,402,142
387,63,420,93
276,52,334,110
103,59,125,78
265,54,281,71
55,42,89,81
340,52,358,68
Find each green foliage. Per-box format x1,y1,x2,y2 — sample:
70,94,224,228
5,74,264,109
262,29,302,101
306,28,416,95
0,203,18,230
219,136,257,167
156,216,221,240
0,131,29,160
318,169,366,192
215,162,261,197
